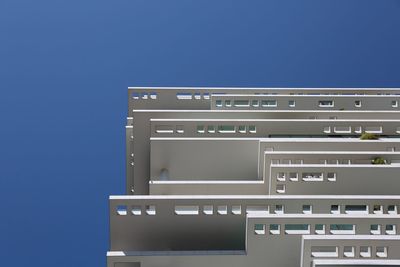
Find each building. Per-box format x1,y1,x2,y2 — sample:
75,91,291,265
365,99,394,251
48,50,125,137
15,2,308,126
107,87,400,267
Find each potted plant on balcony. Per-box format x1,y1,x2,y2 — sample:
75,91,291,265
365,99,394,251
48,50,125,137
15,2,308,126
360,133,379,140
371,157,388,165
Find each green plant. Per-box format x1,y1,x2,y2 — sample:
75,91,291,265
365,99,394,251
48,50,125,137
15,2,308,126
360,133,379,140
371,157,387,165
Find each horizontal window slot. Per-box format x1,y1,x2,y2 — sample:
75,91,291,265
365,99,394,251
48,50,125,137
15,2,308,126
302,172,323,181
284,224,310,235
311,246,338,258
174,205,199,215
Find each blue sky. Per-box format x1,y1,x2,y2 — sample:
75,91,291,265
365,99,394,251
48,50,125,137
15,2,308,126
1,1,400,266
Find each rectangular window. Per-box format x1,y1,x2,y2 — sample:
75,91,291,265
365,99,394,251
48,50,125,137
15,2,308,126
194,92,201,100
330,224,355,234
302,172,323,181
319,100,334,107
174,205,199,215
246,206,268,214
392,100,398,107
288,100,295,107
215,100,223,107
365,126,383,134
261,100,277,107
224,100,231,107
376,246,388,258
176,93,192,100
218,125,235,133
233,100,250,107
254,224,266,235
344,205,368,214
284,224,310,235
311,246,338,258
334,126,351,133
155,125,174,134
202,93,210,99
251,100,259,107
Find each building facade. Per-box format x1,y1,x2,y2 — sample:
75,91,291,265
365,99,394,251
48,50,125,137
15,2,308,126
107,87,400,267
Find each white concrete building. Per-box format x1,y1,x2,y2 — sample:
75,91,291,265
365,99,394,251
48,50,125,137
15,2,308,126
107,87,400,267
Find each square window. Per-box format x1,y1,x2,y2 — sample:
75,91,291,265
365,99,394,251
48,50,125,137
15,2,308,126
270,224,281,235
131,206,142,215
327,172,336,182
275,204,284,214
254,224,266,235
277,172,286,182
370,224,381,235
197,125,205,133
231,205,241,215
360,246,371,258
149,92,157,99
276,184,285,194
376,246,388,258
302,205,312,214
117,205,127,216
288,100,295,107
225,100,231,107
238,125,246,133
331,205,340,214
194,93,201,100
289,172,298,181
355,100,361,107
392,100,398,107
343,246,355,258
216,100,223,107
207,125,215,133
203,205,213,215
248,125,257,133
386,224,396,235
251,100,259,107
145,205,156,215
373,205,383,214
388,205,397,214
315,224,325,235
217,205,228,215
176,125,184,134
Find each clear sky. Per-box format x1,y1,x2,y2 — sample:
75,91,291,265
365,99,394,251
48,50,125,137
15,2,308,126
1,1,400,266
